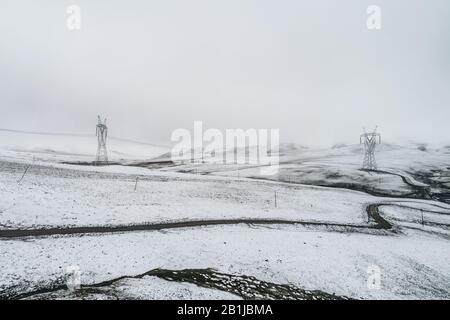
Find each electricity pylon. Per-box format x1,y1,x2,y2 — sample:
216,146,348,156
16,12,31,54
95,116,108,165
360,127,381,170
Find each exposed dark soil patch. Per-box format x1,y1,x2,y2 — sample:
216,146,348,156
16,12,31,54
6,268,350,300
408,170,450,204
60,161,121,166
248,173,424,200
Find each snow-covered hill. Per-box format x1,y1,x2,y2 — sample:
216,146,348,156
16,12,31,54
0,129,169,162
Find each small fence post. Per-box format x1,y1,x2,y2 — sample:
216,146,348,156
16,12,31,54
274,191,277,208
134,177,139,191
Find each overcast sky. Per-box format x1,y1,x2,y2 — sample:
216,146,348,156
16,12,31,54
0,0,449,146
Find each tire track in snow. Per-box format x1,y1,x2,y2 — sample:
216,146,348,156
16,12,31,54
0,217,385,239
2,202,448,241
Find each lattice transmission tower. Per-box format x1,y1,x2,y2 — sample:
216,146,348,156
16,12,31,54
360,127,381,170
95,116,108,165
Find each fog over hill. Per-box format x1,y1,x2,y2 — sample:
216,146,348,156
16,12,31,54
1,0,449,146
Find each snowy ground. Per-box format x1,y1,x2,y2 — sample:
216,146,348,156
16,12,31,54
0,160,376,229
0,131,450,300
160,143,450,200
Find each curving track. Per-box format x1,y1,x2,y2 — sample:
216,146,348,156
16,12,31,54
0,204,393,240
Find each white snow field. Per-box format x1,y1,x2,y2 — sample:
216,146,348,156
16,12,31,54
0,130,450,300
